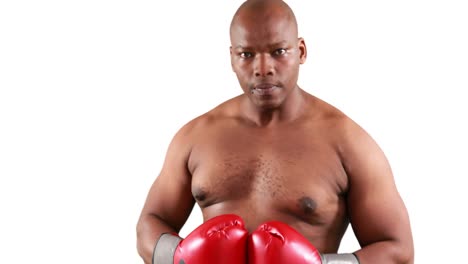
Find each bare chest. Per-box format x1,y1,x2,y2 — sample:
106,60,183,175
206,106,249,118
187,127,348,226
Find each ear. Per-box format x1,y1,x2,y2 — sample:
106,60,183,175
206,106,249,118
298,37,307,64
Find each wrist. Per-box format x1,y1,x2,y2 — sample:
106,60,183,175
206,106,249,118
320,253,360,264
152,233,182,264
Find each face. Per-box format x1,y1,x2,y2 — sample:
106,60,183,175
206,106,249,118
230,15,306,109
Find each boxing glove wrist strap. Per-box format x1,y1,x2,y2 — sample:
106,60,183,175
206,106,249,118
321,253,360,264
152,233,182,264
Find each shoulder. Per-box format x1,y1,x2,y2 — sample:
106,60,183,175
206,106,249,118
309,94,392,187
162,96,241,163
305,94,354,134
305,93,375,153
312,97,390,179
172,95,243,142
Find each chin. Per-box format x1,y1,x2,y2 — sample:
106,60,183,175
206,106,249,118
253,98,283,110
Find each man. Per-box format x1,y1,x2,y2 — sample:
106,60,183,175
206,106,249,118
136,0,414,263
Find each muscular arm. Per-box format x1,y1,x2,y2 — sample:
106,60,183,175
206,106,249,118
340,118,414,264
136,125,195,264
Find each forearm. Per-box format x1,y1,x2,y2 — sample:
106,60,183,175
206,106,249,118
136,214,178,264
354,240,414,264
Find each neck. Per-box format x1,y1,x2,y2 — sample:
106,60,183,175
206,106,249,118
241,86,306,127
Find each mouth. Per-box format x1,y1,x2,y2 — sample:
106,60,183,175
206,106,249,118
251,83,280,96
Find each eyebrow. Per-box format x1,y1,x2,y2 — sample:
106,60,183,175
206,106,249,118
234,45,249,50
234,41,288,50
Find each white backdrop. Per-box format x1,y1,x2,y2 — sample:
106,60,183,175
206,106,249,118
1,0,467,263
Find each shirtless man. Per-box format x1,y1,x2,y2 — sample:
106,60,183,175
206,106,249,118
136,0,414,263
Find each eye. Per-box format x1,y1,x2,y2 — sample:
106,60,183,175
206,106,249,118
274,48,287,56
240,52,253,58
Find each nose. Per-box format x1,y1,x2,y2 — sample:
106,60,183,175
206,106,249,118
254,54,274,77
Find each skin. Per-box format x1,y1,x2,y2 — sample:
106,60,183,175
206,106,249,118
136,0,414,263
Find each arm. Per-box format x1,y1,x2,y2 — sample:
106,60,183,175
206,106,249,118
136,124,196,264
340,118,414,264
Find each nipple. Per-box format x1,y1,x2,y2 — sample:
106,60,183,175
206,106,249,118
193,187,207,201
298,196,317,215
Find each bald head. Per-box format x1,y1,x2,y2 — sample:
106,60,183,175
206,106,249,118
228,0,307,110
230,0,298,41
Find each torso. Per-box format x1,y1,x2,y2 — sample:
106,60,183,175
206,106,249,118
186,93,350,253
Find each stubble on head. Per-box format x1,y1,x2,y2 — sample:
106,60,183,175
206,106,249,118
229,0,299,43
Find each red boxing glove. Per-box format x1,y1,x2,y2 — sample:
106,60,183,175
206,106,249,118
173,214,248,264
248,221,322,264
